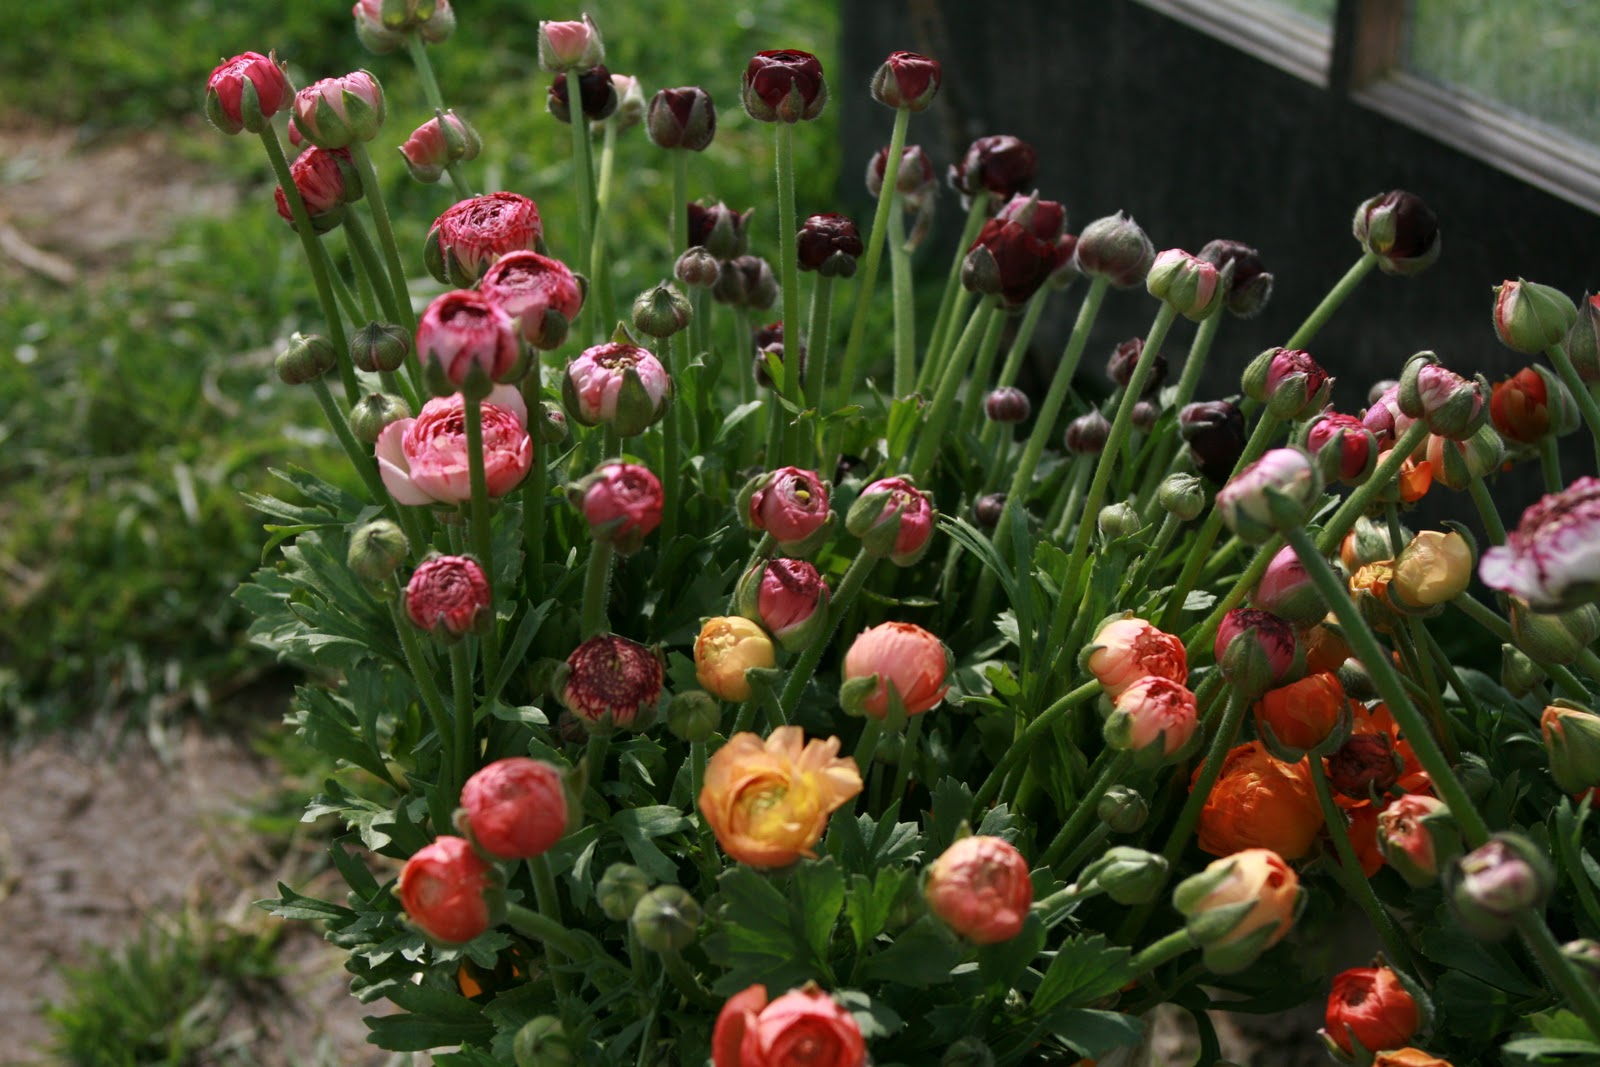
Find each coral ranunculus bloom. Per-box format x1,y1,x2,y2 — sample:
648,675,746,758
712,983,867,1067
1374,1050,1456,1067
924,835,1034,944
841,621,950,719
699,727,862,868
1194,742,1323,860
1086,617,1188,697
1254,672,1345,753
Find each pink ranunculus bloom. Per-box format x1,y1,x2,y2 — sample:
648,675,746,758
460,758,568,860
376,385,532,506
290,70,385,149
273,145,353,226
538,14,604,73
1214,608,1297,689
842,621,950,719
398,111,480,183
404,555,490,636
1215,447,1320,544
1250,544,1326,628
1086,617,1187,697
1105,675,1199,760
753,559,828,644
205,51,290,135
479,250,584,350
563,341,670,435
848,476,935,565
1480,476,1600,611
748,466,832,546
1377,793,1450,886
1306,411,1376,484
712,984,867,1067
580,462,664,547
396,836,495,944
1361,384,1415,452
416,289,519,388
425,191,543,287
924,835,1034,945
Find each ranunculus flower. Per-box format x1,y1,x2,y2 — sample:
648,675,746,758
741,49,828,123
460,758,568,860
1104,676,1199,762
1480,477,1600,611
547,65,619,124
537,13,604,73
1374,1051,1455,1067
841,621,951,719
1390,530,1474,610
290,70,385,149
1085,617,1187,697
1447,833,1555,941
1542,703,1600,793
1194,741,1323,860
405,555,490,637
870,50,941,111
1327,732,1402,801
398,110,482,184
1323,966,1420,1057
1172,848,1301,974
396,836,497,944
1353,190,1440,275
562,341,671,436
273,146,356,232
480,250,584,350
796,213,863,277
1255,672,1345,755
1214,608,1297,695
1198,238,1274,318
689,200,754,260
559,634,663,731
947,134,1038,207
351,0,453,48
1217,447,1321,544
425,191,543,287
985,386,1032,424
745,466,832,549
1064,409,1112,455
1377,793,1453,886
866,143,937,202
416,289,519,389
1494,278,1578,356
377,386,531,506
699,726,862,868
1399,356,1486,440
695,616,777,702
648,86,717,151
712,983,867,1067
738,559,829,652
996,192,1068,241
205,51,290,135
1306,411,1377,485
575,462,663,553
845,477,935,565
1179,399,1247,485
962,215,1073,309
924,835,1033,944
1146,248,1223,322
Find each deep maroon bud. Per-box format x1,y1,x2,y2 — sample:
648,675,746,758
1198,239,1274,318
1074,212,1156,289
1107,337,1166,398
1065,409,1111,455
1353,190,1441,275
797,213,863,278
675,246,720,289
712,255,778,309
741,49,828,123
871,50,941,111
1327,732,1402,800
1179,400,1247,485
962,216,1073,309
985,387,1031,424
646,86,716,151
687,200,753,260
867,143,938,203
547,65,618,124
947,135,1038,209
995,193,1067,242
1131,400,1160,433
974,493,1007,530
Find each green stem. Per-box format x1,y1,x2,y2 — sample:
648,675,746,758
340,228,380,321
588,121,619,337
851,717,884,773
803,274,836,451
1403,613,1459,762
907,302,1000,479
1283,525,1491,845
1315,421,1432,555
837,106,911,406
1135,310,1222,513
389,597,454,787
307,375,380,502
348,141,415,335
775,549,880,722
957,303,1011,441
462,395,501,681
1538,436,1565,494
1546,342,1600,469
1127,928,1198,976
568,109,597,332
1513,911,1600,1040
522,373,547,602
258,125,350,377
1040,752,1133,867
1032,881,1102,928
1284,251,1378,350
402,37,475,200
1120,513,1182,600
889,713,924,807
920,190,991,395
661,948,717,1008
1055,823,1114,881
1308,756,1417,975
312,242,365,403
978,287,1052,454
661,333,682,549
1451,593,1590,700
1467,475,1509,545
343,210,403,325
448,640,477,805
527,855,573,998
774,122,803,410
504,903,623,975
1157,689,1250,868
888,197,917,398
580,539,615,637
671,150,690,260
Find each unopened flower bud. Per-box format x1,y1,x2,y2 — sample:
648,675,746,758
347,518,409,583
1327,732,1401,800
647,86,716,150
460,757,568,860
1147,248,1224,322
846,476,936,565
737,558,830,652
397,836,502,945
1542,702,1600,793
947,135,1037,209
349,391,410,443
274,146,358,233
1098,785,1149,833
1199,238,1273,318
1094,501,1140,544
1306,411,1377,486
1172,849,1301,974
674,246,720,289
425,191,543,289
563,340,671,436
571,462,663,554
1131,400,1160,433
797,213,863,277
924,835,1033,944
548,65,619,123
984,386,1031,424
1216,609,1298,698
596,863,651,921
1353,190,1440,275
205,51,289,136
666,689,720,743
398,110,481,184
513,1016,573,1067
559,634,664,733
1378,794,1458,887
630,885,703,951
276,331,337,385
1563,293,1600,383
1081,846,1170,905
868,143,938,202
741,465,834,553
291,71,386,150
688,201,753,260
538,14,604,73
1494,279,1577,355
1215,448,1322,544
1064,409,1111,455
631,282,693,338
974,492,1007,530
604,73,645,130
1491,365,1579,445
1510,598,1600,665
871,50,941,111
1107,337,1165,396
695,616,776,702
350,320,411,373
536,402,569,446
1399,352,1488,440
1180,400,1247,485
1446,833,1554,940
1321,966,1422,1060
1074,212,1155,289
1243,347,1333,421
1158,473,1206,521
841,622,951,720
1502,643,1545,697
713,254,778,309
741,49,828,123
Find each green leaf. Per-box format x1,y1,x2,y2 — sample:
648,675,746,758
485,599,554,706
1420,916,1540,995
609,805,692,883
714,401,765,446
792,858,846,962
928,777,975,854
834,989,905,1041
844,868,913,952
1044,1008,1145,1059
978,911,1047,992
704,866,816,995
1501,1036,1600,1059
856,916,962,987
255,881,357,924
1030,934,1135,1015
365,983,495,1052
261,521,332,560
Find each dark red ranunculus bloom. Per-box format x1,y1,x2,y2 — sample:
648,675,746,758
687,201,752,260
647,86,716,150
948,135,1037,204
1327,732,1401,800
871,50,941,111
796,213,863,275
548,65,619,123
742,49,827,122
962,217,1070,308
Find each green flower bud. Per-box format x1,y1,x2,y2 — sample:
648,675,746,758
347,518,409,584
1501,644,1546,698
665,689,721,742
597,863,652,921
514,1016,574,1067
1080,846,1170,905
631,282,693,338
1542,701,1600,794
1510,598,1600,666
1493,279,1577,356
1097,785,1148,833
1098,501,1143,543
630,885,703,952
275,331,337,385
348,391,411,443
349,320,410,373
1562,292,1600,384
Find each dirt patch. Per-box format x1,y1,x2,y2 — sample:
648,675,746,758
0,725,384,1066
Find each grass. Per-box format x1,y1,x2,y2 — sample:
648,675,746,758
0,0,841,736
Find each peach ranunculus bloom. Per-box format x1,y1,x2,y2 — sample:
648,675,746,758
695,616,777,702
841,621,950,719
377,384,531,505
1173,847,1300,973
698,727,862,868
1193,741,1323,860
923,835,1034,944
1084,617,1187,697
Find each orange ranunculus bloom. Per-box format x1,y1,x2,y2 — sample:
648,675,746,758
1397,455,1432,502
1301,619,1352,674
699,726,863,868
1374,1049,1455,1067
1255,672,1345,753
1194,741,1323,860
